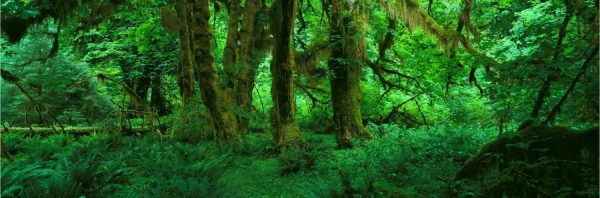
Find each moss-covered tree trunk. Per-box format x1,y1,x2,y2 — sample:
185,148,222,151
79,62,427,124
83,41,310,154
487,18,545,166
134,67,152,107
150,76,169,116
175,0,195,103
223,0,242,86
237,0,269,134
328,0,371,148
269,0,301,147
222,0,269,134
190,0,238,140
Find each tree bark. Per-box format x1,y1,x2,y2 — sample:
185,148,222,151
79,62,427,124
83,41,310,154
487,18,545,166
237,0,270,134
151,75,170,116
190,0,238,140
134,69,151,109
270,0,302,147
543,45,599,124
528,0,574,124
176,0,195,103
328,0,371,148
223,0,242,89
222,0,269,134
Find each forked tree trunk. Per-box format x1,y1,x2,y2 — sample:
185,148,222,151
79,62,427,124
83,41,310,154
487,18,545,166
328,0,371,148
270,0,301,147
190,0,238,140
223,0,269,134
237,0,269,134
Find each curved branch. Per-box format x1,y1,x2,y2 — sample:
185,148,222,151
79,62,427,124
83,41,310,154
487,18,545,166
96,73,144,107
0,69,64,133
469,68,484,96
529,0,576,121
543,45,599,124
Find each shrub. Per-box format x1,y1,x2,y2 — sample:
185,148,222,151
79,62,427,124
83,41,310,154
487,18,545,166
1,133,234,197
164,97,212,143
327,123,495,196
278,143,318,175
229,133,275,157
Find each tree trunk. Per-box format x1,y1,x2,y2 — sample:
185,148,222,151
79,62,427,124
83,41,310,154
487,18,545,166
134,69,151,109
223,0,242,89
270,0,301,147
543,45,599,124
237,0,270,134
328,0,371,148
222,0,269,134
151,76,169,116
526,0,574,126
176,0,195,103
222,0,245,134
190,0,238,140
119,62,136,107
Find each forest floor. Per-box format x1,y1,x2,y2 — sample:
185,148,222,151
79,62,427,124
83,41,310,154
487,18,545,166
1,124,495,197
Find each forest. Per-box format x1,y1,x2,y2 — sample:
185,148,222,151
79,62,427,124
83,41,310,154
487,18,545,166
1,0,598,197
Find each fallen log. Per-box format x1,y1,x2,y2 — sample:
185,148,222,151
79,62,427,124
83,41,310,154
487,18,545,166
2,127,154,136
453,126,599,197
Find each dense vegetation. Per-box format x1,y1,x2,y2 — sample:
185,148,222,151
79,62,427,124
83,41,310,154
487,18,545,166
1,0,598,197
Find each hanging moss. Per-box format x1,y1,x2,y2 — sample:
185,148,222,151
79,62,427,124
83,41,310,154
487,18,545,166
395,0,452,49
2,0,124,43
328,0,372,148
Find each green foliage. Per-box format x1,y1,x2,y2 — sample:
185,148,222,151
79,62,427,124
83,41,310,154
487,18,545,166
278,144,318,175
229,133,275,156
450,127,599,197
163,97,212,142
1,133,233,197
1,0,40,19
1,0,598,197
1,33,113,127
321,123,495,196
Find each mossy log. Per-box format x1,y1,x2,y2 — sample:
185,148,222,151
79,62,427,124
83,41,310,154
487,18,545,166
2,127,154,136
456,126,598,179
454,126,599,197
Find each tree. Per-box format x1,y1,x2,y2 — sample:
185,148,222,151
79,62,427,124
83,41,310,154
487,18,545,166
190,0,239,140
269,0,302,147
1,24,113,128
174,0,195,103
222,0,270,134
77,1,178,117
328,0,372,148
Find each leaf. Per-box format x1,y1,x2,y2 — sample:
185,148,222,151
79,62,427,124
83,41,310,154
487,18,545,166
20,8,40,19
1,185,24,197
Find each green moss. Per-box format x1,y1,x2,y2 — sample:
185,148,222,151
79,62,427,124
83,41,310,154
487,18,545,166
279,123,302,146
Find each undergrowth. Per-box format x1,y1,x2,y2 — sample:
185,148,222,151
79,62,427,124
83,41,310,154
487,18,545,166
1,123,495,197
1,133,231,197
